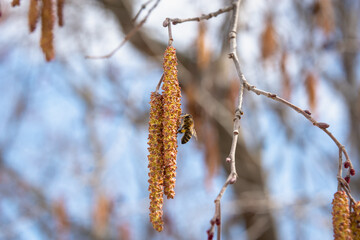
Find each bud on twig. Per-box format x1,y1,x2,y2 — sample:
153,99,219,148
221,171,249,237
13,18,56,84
344,161,350,169
318,122,330,129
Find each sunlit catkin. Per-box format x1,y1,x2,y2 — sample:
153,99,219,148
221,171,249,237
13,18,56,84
28,0,40,32
40,0,55,61
351,202,360,239
161,46,181,199
147,92,164,232
332,191,352,240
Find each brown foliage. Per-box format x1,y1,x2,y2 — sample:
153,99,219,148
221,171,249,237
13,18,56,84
40,0,55,61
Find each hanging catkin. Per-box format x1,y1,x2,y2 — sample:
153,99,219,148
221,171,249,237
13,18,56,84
351,201,360,240
57,0,65,27
28,0,40,32
40,0,55,61
161,46,181,199
147,92,165,232
332,191,352,240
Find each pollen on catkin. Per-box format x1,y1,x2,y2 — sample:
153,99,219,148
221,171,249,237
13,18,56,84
161,46,182,199
332,191,352,240
351,201,360,240
147,92,165,232
40,0,55,61
28,0,40,32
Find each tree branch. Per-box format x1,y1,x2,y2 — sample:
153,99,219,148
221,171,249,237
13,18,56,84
169,5,233,25
86,0,161,59
207,1,242,239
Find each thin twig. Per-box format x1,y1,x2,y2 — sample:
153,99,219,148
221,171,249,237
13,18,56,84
132,0,154,23
337,177,356,204
163,18,173,45
155,74,164,93
86,0,161,59
241,82,354,171
207,1,241,240
170,5,234,25
337,148,342,191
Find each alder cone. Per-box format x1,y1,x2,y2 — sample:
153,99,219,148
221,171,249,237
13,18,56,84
147,92,164,232
332,191,352,240
161,46,181,199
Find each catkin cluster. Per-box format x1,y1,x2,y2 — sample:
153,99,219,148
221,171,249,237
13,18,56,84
12,0,65,61
332,191,352,240
147,46,181,232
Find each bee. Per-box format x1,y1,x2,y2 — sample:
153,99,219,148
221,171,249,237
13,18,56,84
178,114,197,144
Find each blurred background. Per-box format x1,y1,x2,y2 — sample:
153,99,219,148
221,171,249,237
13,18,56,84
0,0,359,239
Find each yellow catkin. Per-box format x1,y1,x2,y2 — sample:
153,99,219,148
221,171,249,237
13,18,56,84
332,191,352,240
56,0,65,27
28,0,40,32
351,202,360,240
40,0,55,61
147,92,164,232
161,46,181,199
11,0,20,7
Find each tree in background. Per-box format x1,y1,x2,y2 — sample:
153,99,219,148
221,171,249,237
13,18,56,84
0,0,359,239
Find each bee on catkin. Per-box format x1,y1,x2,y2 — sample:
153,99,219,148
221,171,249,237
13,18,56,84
178,114,197,144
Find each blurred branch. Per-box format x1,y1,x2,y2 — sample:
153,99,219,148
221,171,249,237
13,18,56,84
87,0,161,59
0,162,106,239
132,0,154,23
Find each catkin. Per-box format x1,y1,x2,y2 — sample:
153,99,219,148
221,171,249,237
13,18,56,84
161,46,181,199
147,92,164,232
28,0,40,32
351,202,360,240
56,0,65,27
40,0,55,61
11,0,20,7
332,191,352,240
